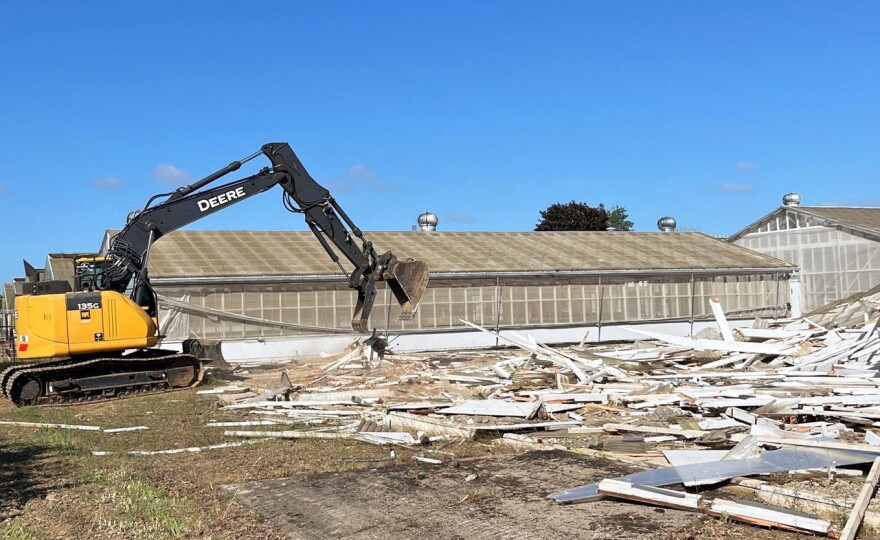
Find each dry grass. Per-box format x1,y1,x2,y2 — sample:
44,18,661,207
0,372,803,540
0,380,506,539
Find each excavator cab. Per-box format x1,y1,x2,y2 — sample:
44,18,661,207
73,256,113,292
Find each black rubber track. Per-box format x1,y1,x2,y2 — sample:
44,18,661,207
1,351,203,407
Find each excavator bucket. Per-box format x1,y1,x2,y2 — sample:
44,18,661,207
182,339,233,372
386,259,429,320
351,258,428,334
351,258,429,333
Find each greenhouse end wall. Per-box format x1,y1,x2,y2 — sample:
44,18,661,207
736,226,880,312
155,272,789,341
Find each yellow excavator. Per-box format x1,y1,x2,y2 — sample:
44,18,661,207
2,142,429,406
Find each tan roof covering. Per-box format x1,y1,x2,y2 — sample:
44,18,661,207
797,207,880,235
46,254,77,286
3,283,15,303
144,230,792,279
730,206,880,241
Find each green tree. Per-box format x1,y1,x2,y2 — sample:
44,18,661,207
535,201,608,231
600,204,634,231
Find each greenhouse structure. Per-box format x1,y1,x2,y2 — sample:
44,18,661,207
8,229,795,362
730,197,880,315
92,229,794,361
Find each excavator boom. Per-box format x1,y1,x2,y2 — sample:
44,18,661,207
107,142,428,331
3,142,429,406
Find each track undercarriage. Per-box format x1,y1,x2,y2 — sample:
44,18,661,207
0,350,204,407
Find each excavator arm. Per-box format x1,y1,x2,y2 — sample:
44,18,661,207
104,142,428,332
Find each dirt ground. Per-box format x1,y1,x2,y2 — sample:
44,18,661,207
224,450,777,540
0,369,819,540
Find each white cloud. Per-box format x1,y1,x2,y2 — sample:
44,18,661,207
343,164,400,192
323,179,354,192
153,164,191,185
347,164,376,180
720,182,753,193
91,176,126,190
446,212,476,223
736,160,755,171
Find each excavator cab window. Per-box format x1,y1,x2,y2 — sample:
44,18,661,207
74,257,111,292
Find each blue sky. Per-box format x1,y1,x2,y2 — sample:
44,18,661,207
1,1,878,283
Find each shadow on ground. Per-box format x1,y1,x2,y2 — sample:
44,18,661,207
0,440,63,519
221,450,804,540
221,450,688,540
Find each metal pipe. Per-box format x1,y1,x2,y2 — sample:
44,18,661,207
140,230,156,272
597,276,604,342
384,284,391,340
494,276,502,347
152,268,794,286
689,273,696,337
774,273,781,319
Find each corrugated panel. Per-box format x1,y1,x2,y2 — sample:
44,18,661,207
46,254,76,286
3,283,15,303
731,206,880,242
143,230,793,279
798,207,880,235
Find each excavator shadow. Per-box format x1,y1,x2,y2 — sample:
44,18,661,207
0,440,65,519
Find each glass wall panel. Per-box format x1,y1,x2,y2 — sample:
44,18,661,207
737,227,880,311
156,271,789,340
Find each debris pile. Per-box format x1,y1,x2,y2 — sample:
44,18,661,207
204,296,880,536
3,290,876,535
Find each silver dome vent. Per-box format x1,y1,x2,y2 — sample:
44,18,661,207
782,193,801,207
418,211,438,232
657,216,677,232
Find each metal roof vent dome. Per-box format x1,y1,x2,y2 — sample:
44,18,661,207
782,193,801,207
657,216,677,232
418,211,438,232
